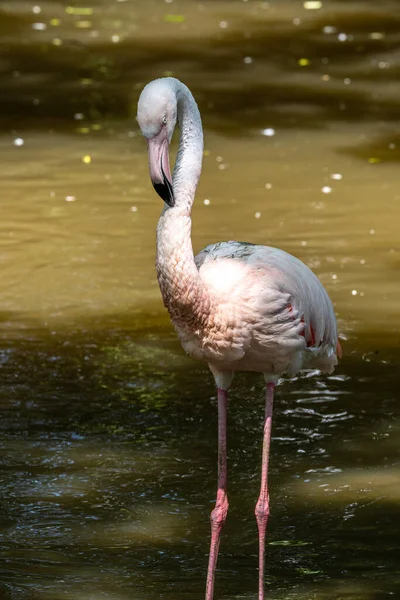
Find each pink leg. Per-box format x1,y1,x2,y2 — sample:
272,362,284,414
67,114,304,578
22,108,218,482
205,388,229,600
255,382,275,600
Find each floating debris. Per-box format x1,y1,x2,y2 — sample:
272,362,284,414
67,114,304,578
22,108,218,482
265,183,272,190
65,195,76,202
111,34,120,43
32,5,41,14
368,157,381,164
32,22,46,30
303,1,322,9
219,21,228,29
338,33,348,42
321,74,330,81
164,14,186,23
332,274,337,280
351,290,358,296
52,38,62,46
330,173,342,180
298,58,310,66
203,199,210,206
13,138,24,147
344,77,351,85
82,155,91,164
269,539,310,546
323,25,336,34
66,6,93,16
293,17,301,26
369,32,384,40
261,128,275,137
130,206,138,212
50,18,61,26
321,186,332,194
255,212,261,219
76,20,92,28
243,56,253,64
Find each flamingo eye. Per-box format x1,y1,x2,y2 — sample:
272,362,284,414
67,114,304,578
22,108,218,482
162,115,167,125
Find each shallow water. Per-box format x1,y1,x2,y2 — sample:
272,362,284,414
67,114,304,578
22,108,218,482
0,1,399,599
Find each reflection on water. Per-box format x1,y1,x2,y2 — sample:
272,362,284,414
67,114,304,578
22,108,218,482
0,1,399,599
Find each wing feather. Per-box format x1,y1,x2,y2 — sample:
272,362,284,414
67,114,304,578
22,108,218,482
195,241,339,372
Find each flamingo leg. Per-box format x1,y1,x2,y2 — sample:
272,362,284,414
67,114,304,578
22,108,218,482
205,388,229,600
255,382,275,600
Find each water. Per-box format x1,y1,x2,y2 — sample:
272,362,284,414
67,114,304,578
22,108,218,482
0,1,399,598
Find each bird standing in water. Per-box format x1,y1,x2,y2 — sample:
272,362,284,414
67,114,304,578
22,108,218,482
137,77,341,600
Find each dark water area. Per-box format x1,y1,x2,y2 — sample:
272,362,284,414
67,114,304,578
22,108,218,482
0,0,399,599
1,0,400,138
0,322,399,600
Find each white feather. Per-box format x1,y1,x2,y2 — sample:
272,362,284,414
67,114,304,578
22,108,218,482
137,78,340,388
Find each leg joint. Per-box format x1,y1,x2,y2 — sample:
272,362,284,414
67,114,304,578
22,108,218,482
255,496,270,522
211,497,229,528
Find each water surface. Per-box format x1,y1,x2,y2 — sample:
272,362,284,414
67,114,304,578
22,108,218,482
0,1,399,599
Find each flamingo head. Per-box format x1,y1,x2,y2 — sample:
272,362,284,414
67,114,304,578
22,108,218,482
137,79,177,207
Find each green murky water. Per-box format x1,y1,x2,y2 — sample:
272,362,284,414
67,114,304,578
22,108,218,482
0,1,399,599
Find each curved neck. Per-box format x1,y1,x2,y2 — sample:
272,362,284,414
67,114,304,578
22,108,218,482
156,80,207,327
171,79,203,213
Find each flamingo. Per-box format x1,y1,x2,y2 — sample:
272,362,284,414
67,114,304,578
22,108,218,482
137,77,341,600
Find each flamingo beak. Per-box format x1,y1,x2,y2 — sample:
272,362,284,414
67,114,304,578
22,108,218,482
147,129,174,207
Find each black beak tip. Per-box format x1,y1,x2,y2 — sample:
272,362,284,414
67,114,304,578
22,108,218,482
152,176,175,207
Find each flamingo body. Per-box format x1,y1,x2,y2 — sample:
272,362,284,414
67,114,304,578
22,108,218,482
194,240,337,375
157,221,338,381
137,77,341,600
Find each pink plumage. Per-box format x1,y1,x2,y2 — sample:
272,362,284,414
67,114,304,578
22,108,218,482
137,77,341,600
